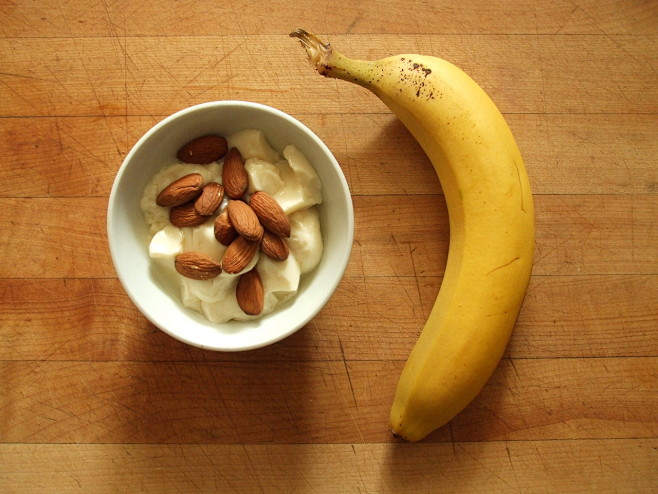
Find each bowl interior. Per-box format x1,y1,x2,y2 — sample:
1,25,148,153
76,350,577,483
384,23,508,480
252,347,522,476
108,101,353,351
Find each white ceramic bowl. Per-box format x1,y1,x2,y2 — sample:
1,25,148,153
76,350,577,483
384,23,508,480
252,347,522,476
107,101,353,351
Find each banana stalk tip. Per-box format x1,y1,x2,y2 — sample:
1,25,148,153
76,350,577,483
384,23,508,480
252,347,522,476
288,28,308,39
289,28,320,43
289,29,333,76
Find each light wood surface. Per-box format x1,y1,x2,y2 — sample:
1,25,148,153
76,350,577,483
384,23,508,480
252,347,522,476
1,1,657,492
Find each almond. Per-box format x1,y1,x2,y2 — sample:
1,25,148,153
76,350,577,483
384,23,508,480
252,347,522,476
236,269,264,316
222,147,249,199
227,200,264,242
214,209,238,245
156,173,204,207
177,135,228,164
249,191,291,238
260,230,289,261
169,200,208,227
175,252,222,280
221,236,260,274
194,182,224,216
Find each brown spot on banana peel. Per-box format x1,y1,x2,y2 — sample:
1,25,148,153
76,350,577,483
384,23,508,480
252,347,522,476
293,28,534,444
290,29,435,100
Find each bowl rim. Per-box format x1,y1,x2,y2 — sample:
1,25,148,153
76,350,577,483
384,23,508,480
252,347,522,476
107,100,354,351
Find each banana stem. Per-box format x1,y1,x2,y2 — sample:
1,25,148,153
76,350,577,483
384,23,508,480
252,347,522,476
289,29,375,87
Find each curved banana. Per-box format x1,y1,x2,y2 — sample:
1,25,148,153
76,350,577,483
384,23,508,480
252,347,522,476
290,30,535,442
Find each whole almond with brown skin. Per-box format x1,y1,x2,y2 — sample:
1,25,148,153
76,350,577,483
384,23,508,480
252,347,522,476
175,252,222,280
261,230,289,261
222,147,249,199
227,200,264,242
236,269,264,316
156,173,204,207
177,135,228,164
222,236,260,274
194,182,224,216
169,200,208,227
214,209,238,245
249,191,291,238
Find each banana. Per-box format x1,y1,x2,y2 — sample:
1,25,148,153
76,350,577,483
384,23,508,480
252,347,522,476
290,29,535,442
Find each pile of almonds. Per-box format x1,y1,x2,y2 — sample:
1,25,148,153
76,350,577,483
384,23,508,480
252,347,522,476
155,134,292,316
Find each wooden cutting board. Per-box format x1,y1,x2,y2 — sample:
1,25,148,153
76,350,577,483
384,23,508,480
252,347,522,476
1,1,656,492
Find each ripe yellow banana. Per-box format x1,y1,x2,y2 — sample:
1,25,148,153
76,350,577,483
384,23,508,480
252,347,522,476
290,30,535,442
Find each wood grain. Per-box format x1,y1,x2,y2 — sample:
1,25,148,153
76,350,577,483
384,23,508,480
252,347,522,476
0,194,655,279
1,35,656,117
0,275,656,362
1,0,657,491
2,113,657,198
1,358,655,444
2,0,657,36
1,440,655,493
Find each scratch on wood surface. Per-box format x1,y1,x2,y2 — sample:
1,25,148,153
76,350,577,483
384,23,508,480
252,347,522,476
508,358,521,381
0,72,44,115
346,14,362,34
505,442,521,491
240,444,266,494
182,41,244,97
336,340,364,442
0,71,44,80
535,33,548,115
456,443,516,489
513,159,526,213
